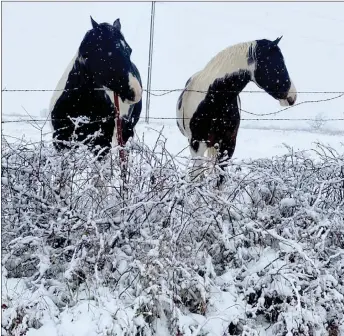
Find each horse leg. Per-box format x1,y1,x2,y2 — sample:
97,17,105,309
216,149,230,188
216,129,239,188
189,139,208,182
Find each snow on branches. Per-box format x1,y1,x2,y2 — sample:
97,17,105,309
1,135,344,336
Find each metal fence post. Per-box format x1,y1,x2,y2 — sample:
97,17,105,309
145,1,156,124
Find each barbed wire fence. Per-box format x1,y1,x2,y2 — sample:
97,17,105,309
2,88,344,156
2,88,344,124
2,87,343,152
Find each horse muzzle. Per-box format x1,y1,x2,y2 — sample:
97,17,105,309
279,81,297,107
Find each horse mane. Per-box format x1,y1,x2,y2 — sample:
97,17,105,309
189,40,255,91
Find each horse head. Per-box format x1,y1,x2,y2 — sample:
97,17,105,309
78,17,142,104
249,36,297,106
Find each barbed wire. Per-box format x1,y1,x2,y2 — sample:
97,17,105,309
2,88,343,121
240,92,344,116
2,117,344,124
2,88,344,96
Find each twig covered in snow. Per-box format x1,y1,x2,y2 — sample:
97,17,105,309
1,136,344,336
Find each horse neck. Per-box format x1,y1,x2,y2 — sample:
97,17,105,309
64,56,94,91
192,41,253,91
207,70,251,103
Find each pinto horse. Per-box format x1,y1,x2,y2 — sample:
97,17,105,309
176,37,297,186
49,17,143,159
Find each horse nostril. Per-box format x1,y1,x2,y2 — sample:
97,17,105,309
287,96,295,105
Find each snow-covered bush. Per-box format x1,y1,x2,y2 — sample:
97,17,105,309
1,135,344,336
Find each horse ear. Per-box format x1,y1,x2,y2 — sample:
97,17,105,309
113,18,121,30
272,36,283,47
90,16,99,29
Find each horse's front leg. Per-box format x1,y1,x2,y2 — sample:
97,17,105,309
189,139,207,182
216,138,238,188
216,151,229,188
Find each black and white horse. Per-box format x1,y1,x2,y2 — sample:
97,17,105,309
49,17,143,159
176,37,297,186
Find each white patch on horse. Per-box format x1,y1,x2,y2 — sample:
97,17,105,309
177,41,255,139
125,72,142,104
104,89,131,147
279,80,297,106
103,87,130,117
189,141,208,181
106,73,141,106
48,52,80,131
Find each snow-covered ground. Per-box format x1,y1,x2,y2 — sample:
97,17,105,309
2,120,344,162
2,2,344,336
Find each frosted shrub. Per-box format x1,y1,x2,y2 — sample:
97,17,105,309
1,135,344,336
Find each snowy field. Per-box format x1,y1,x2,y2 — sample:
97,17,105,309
2,2,344,336
2,120,344,163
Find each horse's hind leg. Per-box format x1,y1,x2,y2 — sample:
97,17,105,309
189,139,208,182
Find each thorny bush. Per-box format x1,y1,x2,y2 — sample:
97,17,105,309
1,134,344,336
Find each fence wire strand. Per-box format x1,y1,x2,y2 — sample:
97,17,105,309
2,118,344,124
2,88,344,123
2,88,344,95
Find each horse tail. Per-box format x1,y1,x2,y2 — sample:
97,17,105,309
176,74,200,138
176,107,188,137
